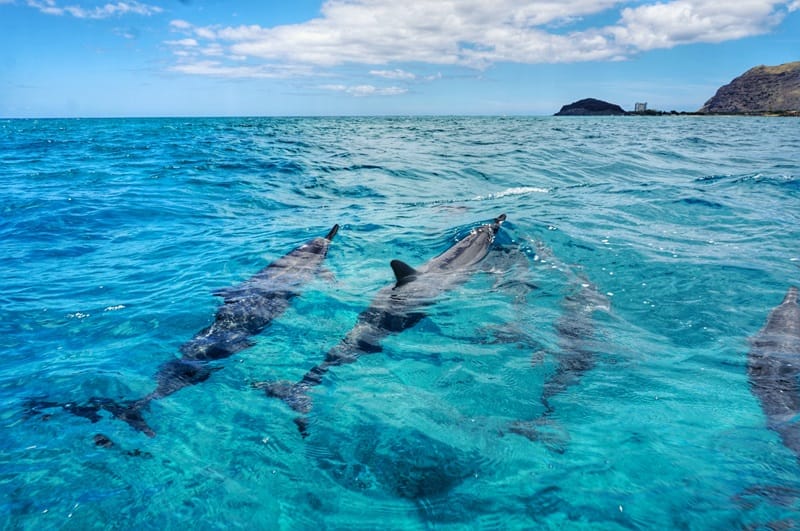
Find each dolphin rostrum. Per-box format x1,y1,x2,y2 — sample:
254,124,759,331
257,214,506,436
26,224,339,436
748,286,800,458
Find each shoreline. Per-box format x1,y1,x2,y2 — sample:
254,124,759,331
625,110,800,117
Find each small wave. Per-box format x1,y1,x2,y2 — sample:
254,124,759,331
471,186,549,201
695,173,799,188
672,197,725,209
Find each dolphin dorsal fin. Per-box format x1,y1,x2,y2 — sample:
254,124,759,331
784,286,799,305
325,224,340,241
390,260,418,287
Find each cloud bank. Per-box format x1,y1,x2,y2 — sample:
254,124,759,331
166,0,797,87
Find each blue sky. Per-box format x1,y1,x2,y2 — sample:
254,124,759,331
1,0,799,117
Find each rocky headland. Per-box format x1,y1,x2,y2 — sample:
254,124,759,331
699,61,800,114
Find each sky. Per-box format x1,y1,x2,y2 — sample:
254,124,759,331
1,0,799,117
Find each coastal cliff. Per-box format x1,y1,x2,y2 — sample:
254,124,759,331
699,61,800,114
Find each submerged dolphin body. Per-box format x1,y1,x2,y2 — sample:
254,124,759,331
258,214,506,436
509,269,608,451
538,277,608,412
26,224,339,436
748,286,800,458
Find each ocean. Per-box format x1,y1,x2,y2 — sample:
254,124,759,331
2,116,799,529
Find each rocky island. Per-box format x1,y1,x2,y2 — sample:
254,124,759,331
554,98,626,116
698,61,800,114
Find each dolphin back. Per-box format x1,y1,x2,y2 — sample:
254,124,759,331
752,286,800,347
748,286,800,458
422,213,506,274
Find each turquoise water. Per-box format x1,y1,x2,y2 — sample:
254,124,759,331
2,116,799,529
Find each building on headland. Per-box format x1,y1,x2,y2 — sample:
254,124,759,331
634,102,647,113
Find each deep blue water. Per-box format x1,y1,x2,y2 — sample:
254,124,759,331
2,116,799,529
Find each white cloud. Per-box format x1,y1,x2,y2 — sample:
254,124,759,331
370,69,417,80
194,26,217,40
165,38,198,47
27,0,162,18
169,60,314,79
610,1,787,50
166,1,796,77
170,19,192,30
171,1,626,69
320,83,408,96
201,44,225,57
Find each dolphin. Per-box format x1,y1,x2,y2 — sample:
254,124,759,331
537,276,608,414
257,214,506,436
748,286,800,458
509,269,608,451
26,224,339,436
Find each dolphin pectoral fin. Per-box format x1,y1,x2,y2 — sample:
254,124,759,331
390,259,419,287
252,379,313,437
211,286,246,302
508,418,569,454
254,380,313,414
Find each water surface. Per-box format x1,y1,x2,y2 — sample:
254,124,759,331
2,116,799,529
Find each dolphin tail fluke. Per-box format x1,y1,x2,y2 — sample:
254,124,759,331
100,399,156,438
254,380,313,414
294,416,311,438
24,396,156,437
507,418,570,454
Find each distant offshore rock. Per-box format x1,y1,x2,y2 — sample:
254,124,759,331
699,61,800,114
554,98,626,116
